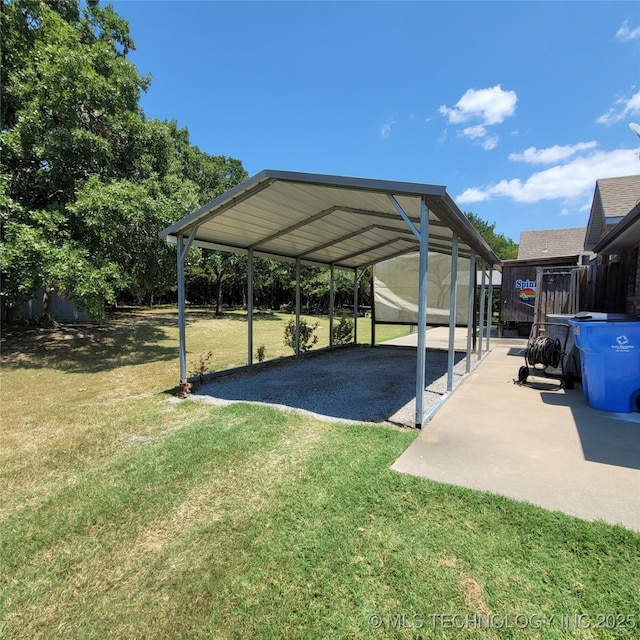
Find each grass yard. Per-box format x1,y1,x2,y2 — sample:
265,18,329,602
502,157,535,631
1,308,639,639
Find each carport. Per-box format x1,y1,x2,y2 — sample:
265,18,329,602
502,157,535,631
159,170,501,427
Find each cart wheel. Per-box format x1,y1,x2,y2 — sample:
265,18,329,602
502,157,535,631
564,372,575,390
518,366,529,384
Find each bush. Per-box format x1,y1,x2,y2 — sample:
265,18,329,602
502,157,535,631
332,312,354,345
256,345,266,362
190,350,214,383
283,318,319,353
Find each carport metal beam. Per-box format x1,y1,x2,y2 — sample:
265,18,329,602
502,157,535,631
389,193,431,427
334,237,405,264
165,178,276,239
247,249,254,365
329,264,335,347
478,263,487,361
177,228,197,383
447,235,459,392
295,258,301,355
466,253,476,374
486,273,493,353
248,206,337,250
299,225,379,258
415,198,429,427
353,268,358,343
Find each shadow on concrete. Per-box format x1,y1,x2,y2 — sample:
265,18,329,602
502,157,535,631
541,391,640,470
196,345,466,425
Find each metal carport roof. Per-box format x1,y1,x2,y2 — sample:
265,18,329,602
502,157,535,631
159,170,501,268
160,169,502,427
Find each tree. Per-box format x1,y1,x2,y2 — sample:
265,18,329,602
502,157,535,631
187,250,246,316
465,212,519,260
0,0,247,318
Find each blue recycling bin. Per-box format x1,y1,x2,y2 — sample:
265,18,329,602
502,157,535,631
569,313,640,413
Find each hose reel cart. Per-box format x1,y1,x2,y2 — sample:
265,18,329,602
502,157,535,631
517,322,576,389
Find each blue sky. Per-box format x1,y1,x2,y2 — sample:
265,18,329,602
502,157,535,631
112,1,640,242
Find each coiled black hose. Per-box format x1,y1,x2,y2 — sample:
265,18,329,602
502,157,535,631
527,336,562,369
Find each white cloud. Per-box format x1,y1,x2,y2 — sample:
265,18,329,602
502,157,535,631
509,141,598,164
596,90,640,125
457,187,491,204
380,119,394,138
461,125,486,140
616,19,640,42
456,148,640,205
440,85,517,125
439,85,517,150
481,135,499,151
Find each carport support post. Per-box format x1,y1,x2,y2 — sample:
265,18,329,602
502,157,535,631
415,197,429,428
353,268,358,344
486,266,493,353
329,264,335,347
177,230,196,383
295,258,301,355
390,193,429,427
478,263,486,361
370,265,376,346
466,253,476,374
247,249,254,365
447,236,459,392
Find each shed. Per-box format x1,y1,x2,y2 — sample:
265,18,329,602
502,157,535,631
499,225,593,337
18,289,90,323
160,170,501,427
499,255,583,336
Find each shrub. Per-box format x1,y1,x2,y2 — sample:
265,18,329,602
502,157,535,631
190,350,214,383
283,318,319,353
256,345,266,362
332,312,354,345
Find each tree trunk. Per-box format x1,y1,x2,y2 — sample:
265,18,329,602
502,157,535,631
215,279,223,316
42,288,52,316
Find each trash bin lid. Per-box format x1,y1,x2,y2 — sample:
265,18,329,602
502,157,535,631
572,311,640,322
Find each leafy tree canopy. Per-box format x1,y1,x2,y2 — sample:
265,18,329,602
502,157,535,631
1,0,247,318
464,212,519,260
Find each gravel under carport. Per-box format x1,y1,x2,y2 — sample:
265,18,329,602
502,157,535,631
195,345,476,427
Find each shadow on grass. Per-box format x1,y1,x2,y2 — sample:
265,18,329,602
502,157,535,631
1,319,176,374
126,308,285,323
218,310,284,322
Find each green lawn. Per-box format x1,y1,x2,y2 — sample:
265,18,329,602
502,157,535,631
1,309,638,639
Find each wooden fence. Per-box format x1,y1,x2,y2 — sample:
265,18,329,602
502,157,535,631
533,266,587,324
582,262,627,313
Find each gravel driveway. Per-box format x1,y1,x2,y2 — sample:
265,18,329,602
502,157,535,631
195,345,473,426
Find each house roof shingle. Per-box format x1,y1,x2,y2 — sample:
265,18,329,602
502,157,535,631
517,227,589,261
598,175,640,219
584,175,640,249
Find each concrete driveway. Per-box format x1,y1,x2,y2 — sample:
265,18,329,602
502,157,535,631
392,330,640,532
